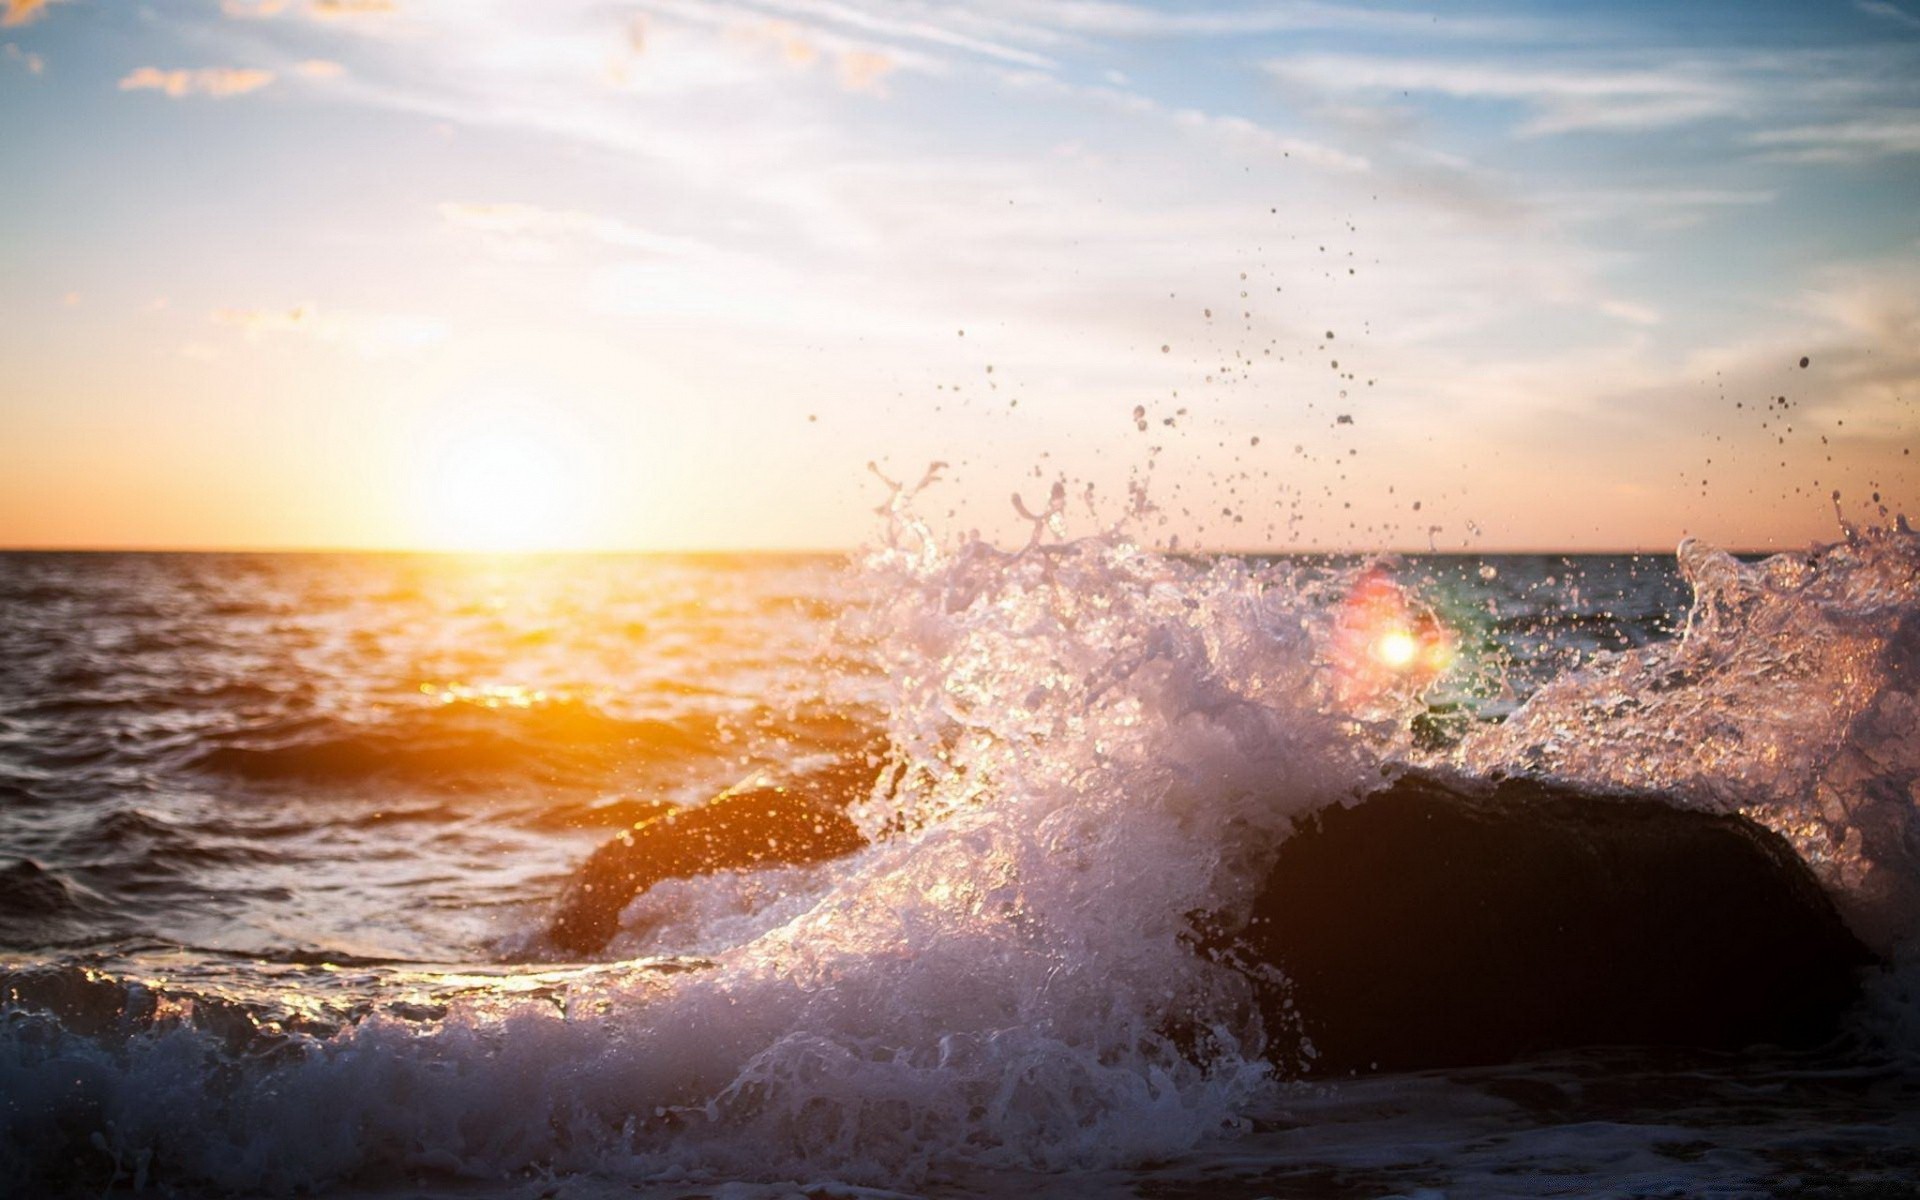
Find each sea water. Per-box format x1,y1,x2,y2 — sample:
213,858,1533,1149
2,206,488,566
1,516,1917,1196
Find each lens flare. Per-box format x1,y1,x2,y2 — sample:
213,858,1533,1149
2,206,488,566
1374,628,1419,669
1330,567,1456,712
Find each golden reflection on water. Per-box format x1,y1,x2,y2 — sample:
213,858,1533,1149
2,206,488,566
418,681,572,709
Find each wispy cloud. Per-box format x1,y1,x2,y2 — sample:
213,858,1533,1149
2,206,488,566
1748,114,1920,163
212,305,445,354
834,47,895,94
222,0,395,23
997,68,1370,172
1856,1,1920,31
996,0,1538,41
1598,298,1660,326
1267,54,1744,136
4,41,42,73
296,59,347,79
1538,186,1776,231
716,17,911,93
647,0,1057,70
120,67,277,98
220,0,288,17
308,0,396,17
438,202,706,259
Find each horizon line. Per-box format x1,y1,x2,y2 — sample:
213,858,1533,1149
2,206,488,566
0,540,1795,558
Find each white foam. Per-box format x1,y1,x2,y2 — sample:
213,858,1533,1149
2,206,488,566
1458,524,1920,953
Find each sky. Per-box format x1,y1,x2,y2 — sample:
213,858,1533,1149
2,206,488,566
0,0,1915,552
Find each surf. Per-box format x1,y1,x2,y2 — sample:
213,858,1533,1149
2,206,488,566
0,515,1916,1194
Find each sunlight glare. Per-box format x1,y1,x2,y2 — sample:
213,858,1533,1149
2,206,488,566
415,406,597,552
1373,628,1419,670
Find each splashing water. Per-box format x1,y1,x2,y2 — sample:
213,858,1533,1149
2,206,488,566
3,512,1918,1194
0,500,1448,1191
1458,521,1920,953
648,477,1442,1178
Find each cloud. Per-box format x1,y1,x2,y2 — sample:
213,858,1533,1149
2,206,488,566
1663,254,1920,450
212,305,446,355
308,0,396,17
1803,258,1920,351
1747,115,1920,163
296,59,347,79
995,0,1537,41
224,0,394,22
1856,1,1920,31
1,0,65,29
120,67,277,98
438,202,707,259
1599,299,1660,326
1266,54,1744,136
732,17,821,66
835,48,895,94
656,0,1057,69
713,15,922,91
1537,186,1777,231
4,41,42,73
997,68,1370,172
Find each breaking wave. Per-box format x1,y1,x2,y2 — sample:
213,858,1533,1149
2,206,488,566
2,512,1917,1193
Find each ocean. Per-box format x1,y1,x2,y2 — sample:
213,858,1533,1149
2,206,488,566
3,515,1918,1197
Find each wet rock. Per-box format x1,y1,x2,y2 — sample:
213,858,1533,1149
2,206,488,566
1239,772,1875,1073
546,754,880,955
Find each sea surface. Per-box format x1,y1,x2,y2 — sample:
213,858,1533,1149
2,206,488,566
3,517,1918,1197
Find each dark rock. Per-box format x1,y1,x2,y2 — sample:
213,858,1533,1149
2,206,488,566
0,860,80,916
546,755,879,955
1237,772,1875,1074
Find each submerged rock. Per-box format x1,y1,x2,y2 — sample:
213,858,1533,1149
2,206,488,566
1237,772,1876,1074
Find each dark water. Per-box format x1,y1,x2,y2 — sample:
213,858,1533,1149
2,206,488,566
2,531,1917,1196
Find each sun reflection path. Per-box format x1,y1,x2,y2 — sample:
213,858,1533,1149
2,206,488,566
419,681,569,709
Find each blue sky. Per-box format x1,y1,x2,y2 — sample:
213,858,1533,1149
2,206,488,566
1,0,1915,550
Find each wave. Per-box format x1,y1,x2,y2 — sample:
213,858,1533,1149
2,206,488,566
185,702,721,790
1460,522,1920,953
1,516,1916,1193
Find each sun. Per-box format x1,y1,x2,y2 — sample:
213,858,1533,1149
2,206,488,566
414,407,596,552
